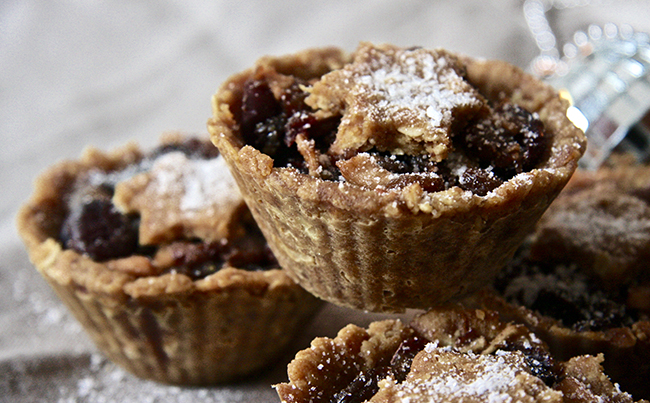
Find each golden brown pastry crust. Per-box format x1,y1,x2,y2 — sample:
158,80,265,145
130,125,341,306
472,290,650,400
112,144,247,245
275,306,644,403
209,44,586,312
305,43,487,161
369,349,560,403
276,319,414,403
16,135,322,385
468,162,650,399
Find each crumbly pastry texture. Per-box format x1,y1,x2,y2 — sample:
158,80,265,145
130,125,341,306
472,287,650,401
209,43,587,312
113,148,244,244
16,134,322,385
370,348,558,403
306,43,486,160
275,306,644,403
469,161,650,399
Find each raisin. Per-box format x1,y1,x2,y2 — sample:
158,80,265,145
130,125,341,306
239,78,343,175
253,115,285,156
499,342,559,386
375,155,412,173
280,80,310,116
240,79,299,166
161,229,277,280
572,294,635,331
507,104,547,168
61,198,139,261
241,80,282,134
532,289,585,329
226,243,278,270
458,167,503,196
166,241,226,268
332,335,428,403
286,112,341,153
332,366,393,403
390,174,445,193
310,117,341,150
174,262,220,280
523,346,558,386
434,163,460,189
241,79,285,156
373,153,436,174
280,79,341,150
458,103,546,178
455,327,482,347
284,111,312,147
390,335,428,382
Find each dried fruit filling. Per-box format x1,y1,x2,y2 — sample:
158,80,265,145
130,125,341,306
238,46,548,197
332,335,429,403
59,138,277,278
332,323,558,403
495,245,644,332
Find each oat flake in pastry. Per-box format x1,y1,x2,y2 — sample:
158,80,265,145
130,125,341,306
208,43,586,312
16,134,322,385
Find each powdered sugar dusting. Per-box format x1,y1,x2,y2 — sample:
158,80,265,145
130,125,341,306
426,352,522,400
88,159,153,189
149,152,241,215
354,47,480,136
307,43,486,160
181,156,240,213
112,149,245,244
384,346,555,402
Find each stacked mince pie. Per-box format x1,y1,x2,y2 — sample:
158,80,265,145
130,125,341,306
208,42,585,312
19,43,649,401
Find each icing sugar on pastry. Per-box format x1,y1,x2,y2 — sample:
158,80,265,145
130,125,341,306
372,347,561,403
306,42,486,161
113,151,243,245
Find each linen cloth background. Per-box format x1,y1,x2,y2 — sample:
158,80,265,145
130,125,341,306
2,1,649,401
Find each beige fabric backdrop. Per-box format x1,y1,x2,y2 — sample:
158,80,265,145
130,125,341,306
2,0,649,401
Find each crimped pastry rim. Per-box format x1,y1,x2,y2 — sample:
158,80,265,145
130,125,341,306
207,45,587,312
208,46,586,220
16,137,303,298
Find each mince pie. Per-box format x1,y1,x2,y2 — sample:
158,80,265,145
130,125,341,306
470,163,650,399
16,134,322,385
275,306,644,403
208,42,586,312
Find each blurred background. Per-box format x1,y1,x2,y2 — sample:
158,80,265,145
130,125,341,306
1,0,649,401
